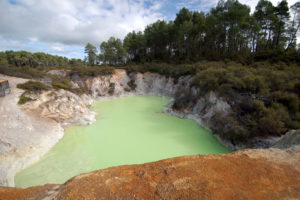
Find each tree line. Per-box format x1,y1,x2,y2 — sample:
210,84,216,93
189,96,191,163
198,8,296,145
0,51,85,67
85,0,300,65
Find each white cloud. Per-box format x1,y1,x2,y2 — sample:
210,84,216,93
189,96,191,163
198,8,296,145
175,0,298,13
0,0,163,58
175,0,217,12
241,0,298,13
0,0,298,58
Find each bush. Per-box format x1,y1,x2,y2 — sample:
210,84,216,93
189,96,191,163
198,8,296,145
258,112,287,136
127,80,137,91
124,87,131,92
52,80,72,90
17,81,50,91
272,92,299,113
211,113,249,143
18,93,33,104
172,89,198,110
69,66,114,77
108,82,115,95
123,62,197,78
0,65,45,79
242,100,290,137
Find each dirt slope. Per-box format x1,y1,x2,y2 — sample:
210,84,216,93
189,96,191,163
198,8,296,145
0,149,299,200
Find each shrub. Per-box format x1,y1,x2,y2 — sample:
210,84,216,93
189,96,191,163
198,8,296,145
108,82,115,95
17,81,50,91
69,66,114,77
243,100,290,136
0,65,45,79
127,80,137,91
258,112,286,136
172,89,198,110
52,80,72,90
18,93,33,104
124,87,131,92
272,91,299,113
211,113,249,143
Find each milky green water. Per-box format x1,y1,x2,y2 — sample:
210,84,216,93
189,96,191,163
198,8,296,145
15,96,230,188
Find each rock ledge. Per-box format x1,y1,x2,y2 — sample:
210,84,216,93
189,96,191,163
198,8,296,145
0,149,299,200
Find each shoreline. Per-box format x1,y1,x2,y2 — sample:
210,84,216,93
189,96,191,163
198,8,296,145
0,75,65,187
1,148,300,199
7,93,232,188
0,70,285,187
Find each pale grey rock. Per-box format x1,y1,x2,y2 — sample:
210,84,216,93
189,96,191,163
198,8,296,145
21,89,97,126
0,75,64,186
272,130,300,149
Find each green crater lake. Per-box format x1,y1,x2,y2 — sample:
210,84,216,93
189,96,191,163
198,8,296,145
15,96,230,188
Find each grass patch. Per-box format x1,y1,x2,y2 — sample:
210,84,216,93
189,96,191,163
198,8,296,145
52,79,72,90
0,65,45,79
68,66,114,77
17,81,50,91
18,92,33,104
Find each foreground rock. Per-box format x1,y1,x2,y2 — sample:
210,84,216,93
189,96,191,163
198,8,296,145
0,149,299,200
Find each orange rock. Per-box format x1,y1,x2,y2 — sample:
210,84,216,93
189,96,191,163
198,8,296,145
1,149,299,200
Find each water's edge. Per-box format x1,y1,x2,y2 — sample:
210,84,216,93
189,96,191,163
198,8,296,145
15,96,230,188
0,69,281,187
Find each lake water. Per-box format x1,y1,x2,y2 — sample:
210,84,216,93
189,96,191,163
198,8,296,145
15,96,230,188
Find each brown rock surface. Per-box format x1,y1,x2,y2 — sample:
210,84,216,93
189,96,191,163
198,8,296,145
0,149,299,200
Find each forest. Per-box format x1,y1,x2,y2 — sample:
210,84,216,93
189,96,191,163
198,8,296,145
0,0,299,66
83,0,300,65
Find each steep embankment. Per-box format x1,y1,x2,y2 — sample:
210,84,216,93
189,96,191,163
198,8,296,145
84,69,299,149
83,69,274,149
0,75,63,187
0,75,96,186
89,71,229,128
1,69,232,187
1,69,299,188
0,149,299,200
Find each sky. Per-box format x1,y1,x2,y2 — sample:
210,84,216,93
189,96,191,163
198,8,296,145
0,0,298,59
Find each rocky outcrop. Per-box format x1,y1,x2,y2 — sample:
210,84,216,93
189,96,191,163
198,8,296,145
83,70,235,149
272,130,300,150
0,75,95,187
0,149,299,200
82,69,283,150
20,90,96,126
0,69,296,188
0,75,64,187
86,70,194,98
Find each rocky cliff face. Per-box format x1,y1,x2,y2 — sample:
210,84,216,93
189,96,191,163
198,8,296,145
83,69,292,150
32,69,293,150
1,69,298,188
0,75,64,187
21,90,96,126
85,70,231,133
0,149,299,200
0,75,97,187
